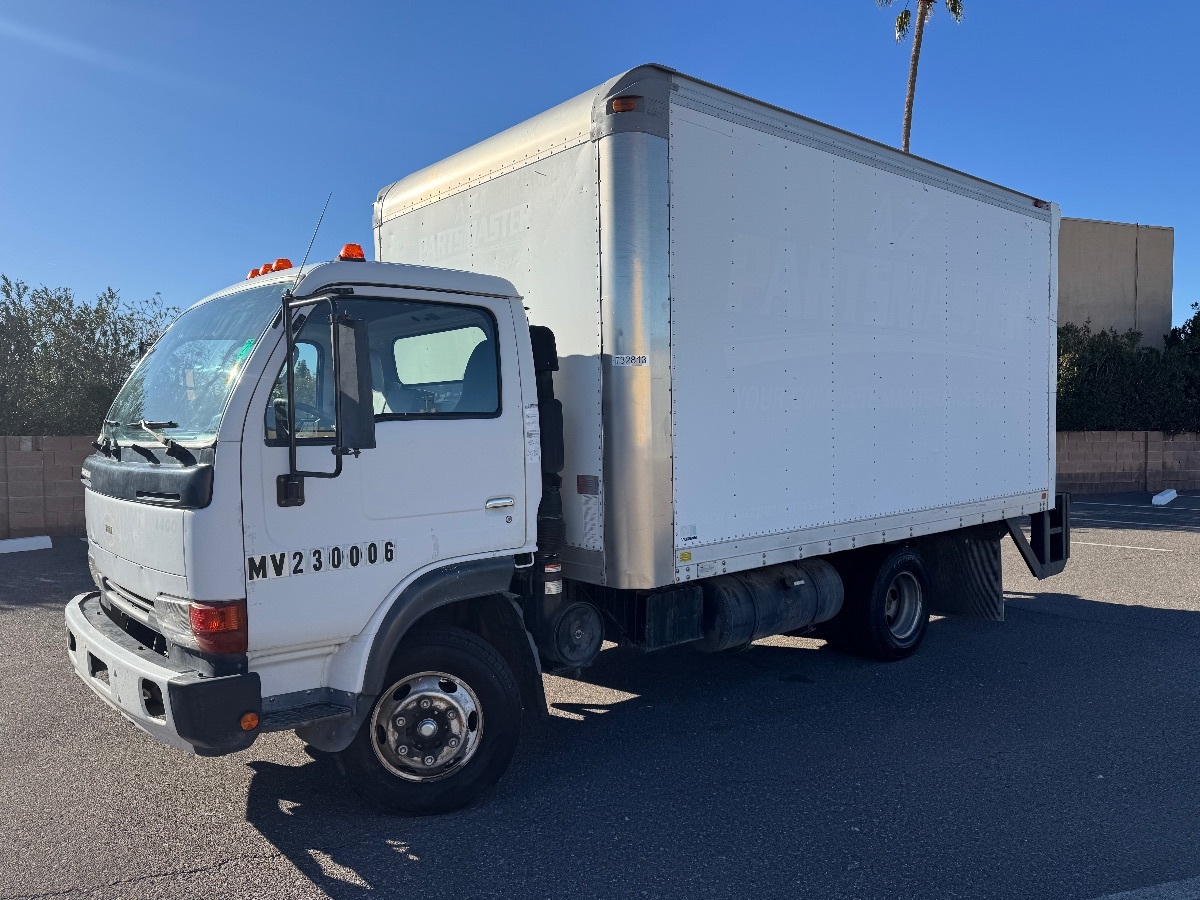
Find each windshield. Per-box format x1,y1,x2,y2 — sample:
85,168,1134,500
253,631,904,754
105,282,285,444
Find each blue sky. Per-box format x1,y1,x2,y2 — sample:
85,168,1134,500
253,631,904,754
1,1,1196,327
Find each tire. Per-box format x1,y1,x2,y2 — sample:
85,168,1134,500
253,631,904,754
337,625,522,815
826,548,930,661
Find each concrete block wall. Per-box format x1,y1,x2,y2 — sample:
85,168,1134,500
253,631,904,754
1160,433,1200,491
2,432,1196,538
0,436,94,540
1057,431,1200,495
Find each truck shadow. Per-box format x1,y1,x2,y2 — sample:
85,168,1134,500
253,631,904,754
244,592,1200,900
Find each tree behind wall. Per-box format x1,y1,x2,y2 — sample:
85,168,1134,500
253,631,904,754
1057,304,1200,433
0,276,178,435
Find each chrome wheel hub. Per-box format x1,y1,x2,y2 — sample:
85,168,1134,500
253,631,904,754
370,671,483,782
883,571,923,643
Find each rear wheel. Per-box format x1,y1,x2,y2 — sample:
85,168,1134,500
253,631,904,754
826,548,930,661
337,626,521,815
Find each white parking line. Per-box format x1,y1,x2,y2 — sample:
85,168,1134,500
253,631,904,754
1074,541,1173,553
1073,516,1200,532
1086,874,1200,899
1076,501,1200,511
1075,502,1154,509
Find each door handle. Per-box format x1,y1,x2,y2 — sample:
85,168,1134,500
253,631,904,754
485,497,515,510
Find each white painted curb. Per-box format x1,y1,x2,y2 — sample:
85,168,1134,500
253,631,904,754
1152,489,1178,506
0,535,53,554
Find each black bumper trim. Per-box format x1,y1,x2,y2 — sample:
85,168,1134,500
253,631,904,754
168,672,262,755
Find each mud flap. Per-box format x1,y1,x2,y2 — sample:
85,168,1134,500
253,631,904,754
922,522,1006,622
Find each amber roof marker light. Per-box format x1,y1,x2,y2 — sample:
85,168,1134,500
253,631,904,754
611,96,640,113
338,243,366,261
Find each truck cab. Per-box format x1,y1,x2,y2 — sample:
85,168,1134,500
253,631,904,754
67,251,550,814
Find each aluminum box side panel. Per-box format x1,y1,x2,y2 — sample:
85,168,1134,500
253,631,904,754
670,76,1050,221
377,142,606,577
375,87,598,228
374,65,672,230
667,96,1054,559
597,131,675,590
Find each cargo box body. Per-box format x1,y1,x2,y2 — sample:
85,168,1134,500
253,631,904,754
375,65,1058,591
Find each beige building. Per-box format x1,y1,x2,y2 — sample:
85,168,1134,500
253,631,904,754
1058,218,1174,347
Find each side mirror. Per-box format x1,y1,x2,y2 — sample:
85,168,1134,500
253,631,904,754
277,298,375,508
333,314,376,454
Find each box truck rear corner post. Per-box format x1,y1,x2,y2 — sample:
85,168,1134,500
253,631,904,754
65,65,1069,815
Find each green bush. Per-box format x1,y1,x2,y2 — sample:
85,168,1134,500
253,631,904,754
1057,303,1200,433
0,275,178,436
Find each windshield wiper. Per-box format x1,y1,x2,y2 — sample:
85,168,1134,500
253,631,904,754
93,420,123,455
126,420,196,466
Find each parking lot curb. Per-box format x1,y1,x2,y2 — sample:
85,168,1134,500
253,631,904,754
0,535,53,555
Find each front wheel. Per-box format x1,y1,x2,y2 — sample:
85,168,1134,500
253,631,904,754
337,626,521,815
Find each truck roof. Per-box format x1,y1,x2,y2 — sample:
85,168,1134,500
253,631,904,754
191,259,521,312
376,64,1049,229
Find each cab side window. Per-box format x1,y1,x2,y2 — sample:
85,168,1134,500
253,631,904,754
265,299,500,442
265,340,333,441
387,315,499,416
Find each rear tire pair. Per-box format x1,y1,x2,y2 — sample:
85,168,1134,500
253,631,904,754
824,548,930,661
337,626,521,816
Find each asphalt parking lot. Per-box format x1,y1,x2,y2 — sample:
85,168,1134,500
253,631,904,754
1,493,1198,900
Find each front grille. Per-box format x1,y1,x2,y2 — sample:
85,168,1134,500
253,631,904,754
101,578,154,623
98,578,168,656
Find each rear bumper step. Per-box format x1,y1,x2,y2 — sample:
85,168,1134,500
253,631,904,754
1006,492,1071,579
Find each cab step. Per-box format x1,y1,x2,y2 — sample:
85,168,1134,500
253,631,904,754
260,702,353,732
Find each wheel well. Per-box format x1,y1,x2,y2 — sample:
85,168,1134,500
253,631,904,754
407,594,548,722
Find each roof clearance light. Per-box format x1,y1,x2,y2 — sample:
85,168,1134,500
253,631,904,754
272,257,293,271
258,263,273,276
338,243,366,261
246,269,260,280
612,96,639,113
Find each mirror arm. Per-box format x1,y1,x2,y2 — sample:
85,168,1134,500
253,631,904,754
277,295,342,508
283,290,299,479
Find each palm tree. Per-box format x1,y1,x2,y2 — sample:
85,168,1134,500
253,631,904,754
877,0,964,153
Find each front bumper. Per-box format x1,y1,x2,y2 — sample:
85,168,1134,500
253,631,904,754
66,592,261,756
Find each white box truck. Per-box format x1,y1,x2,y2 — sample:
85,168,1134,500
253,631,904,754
66,65,1069,815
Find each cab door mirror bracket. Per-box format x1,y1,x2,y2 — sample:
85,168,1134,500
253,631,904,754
276,292,376,508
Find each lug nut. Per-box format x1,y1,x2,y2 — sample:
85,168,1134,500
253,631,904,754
447,709,456,719
423,756,436,766
448,737,459,748
394,716,406,727
420,699,431,709
398,746,409,756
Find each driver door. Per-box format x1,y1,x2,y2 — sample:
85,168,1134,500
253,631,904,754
240,295,527,658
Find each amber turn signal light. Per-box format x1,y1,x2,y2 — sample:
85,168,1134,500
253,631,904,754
338,243,366,261
188,599,248,655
